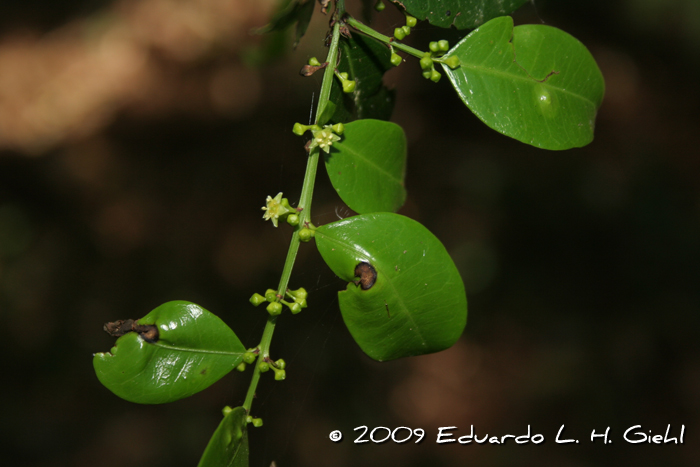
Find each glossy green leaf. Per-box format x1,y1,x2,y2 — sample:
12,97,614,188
94,301,245,404
390,0,527,29
315,213,467,361
326,119,407,214
255,0,315,48
329,34,396,123
198,406,249,467
441,16,605,150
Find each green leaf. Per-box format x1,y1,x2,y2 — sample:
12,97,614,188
315,213,467,361
441,16,605,150
254,0,315,48
326,119,407,214
198,407,249,467
329,34,396,123
94,301,245,404
390,0,528,29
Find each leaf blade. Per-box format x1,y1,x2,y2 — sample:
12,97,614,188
390,0,528,29
198,406,249,467
326,119,407,213
94,301,245,404
315,213,467,361
442,16,605,150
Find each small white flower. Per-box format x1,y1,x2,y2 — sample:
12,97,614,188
261,192,291,227
308,126,341,154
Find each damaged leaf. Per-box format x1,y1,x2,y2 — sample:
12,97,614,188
94,301,245,404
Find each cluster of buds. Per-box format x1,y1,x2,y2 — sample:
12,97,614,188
257,357,287,381
393,15,417,41
250,287,308,316
419,41,461,82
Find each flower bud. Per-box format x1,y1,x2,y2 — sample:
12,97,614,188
405,16,417,28
394,27,406,40
430,69,442,83
265,289,278,302
438,40,450,52
443,55,461,69
266,302,283,316
308,57,322,67
249,293,266,306
390,53,402,67
235,362,246,372
243,352,257,364
420,55,433,70
258,361,270,372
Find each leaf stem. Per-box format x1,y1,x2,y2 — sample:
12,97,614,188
345,16,425,59
242,20,342,415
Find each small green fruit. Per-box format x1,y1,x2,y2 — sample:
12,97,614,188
266,302,283,316
443,55,461,69
286,214,299,226
243,352,257,364
265,289,278,302
249,293,266,306
298,228,315,242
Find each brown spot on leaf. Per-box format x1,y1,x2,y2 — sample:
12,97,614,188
354,262,377,290
103,318,159,343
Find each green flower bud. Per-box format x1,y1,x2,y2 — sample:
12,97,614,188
394,27,406,41
292,122,308,135
289,302,302,314
342,80,356,93
274,369,286,381
223,406,233,416
401,25,411,36
293,287,308,300
265,289,278,302
246,415,253,424
390,53,402,67
331,123,345,135
405,16,417,28
420,55,433,71
243,351,257,364
298,228,315,242
286,214,299,226
438,40,449,52
308,57,322,67
258,361,270,372
422,70,432,80
298,298,308,309
236,362,246,372
266,302,283,316
374,0,385,12
252,418,263,428
429,41,440,53
275,358,286,369
443,55,461,69
339,72,349,80
430,69,442,83
249,293,266,306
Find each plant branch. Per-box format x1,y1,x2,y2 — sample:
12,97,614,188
345,15,425,59
242,20,342,415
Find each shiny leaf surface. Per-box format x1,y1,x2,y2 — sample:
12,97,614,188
94,301,245,404
442,16,605,150
326,119,407,213
198,407,249,467
390,0,528,29
316,213,467,361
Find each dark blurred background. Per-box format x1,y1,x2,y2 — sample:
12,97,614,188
1,0,699,466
